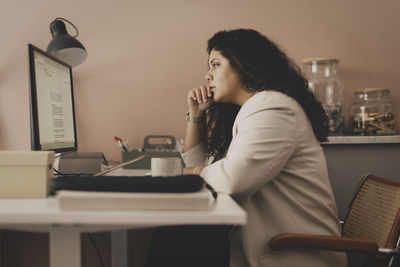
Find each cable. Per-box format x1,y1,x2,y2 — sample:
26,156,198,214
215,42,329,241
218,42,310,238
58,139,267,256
87,233,105,267
53,168,63,176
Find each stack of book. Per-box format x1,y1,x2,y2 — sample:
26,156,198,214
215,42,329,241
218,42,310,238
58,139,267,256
56,187,215,210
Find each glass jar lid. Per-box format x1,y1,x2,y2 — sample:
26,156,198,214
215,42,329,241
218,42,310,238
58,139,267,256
354,87,390,94
303,58,339,65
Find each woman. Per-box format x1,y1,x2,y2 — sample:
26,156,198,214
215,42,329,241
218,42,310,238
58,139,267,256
181,29,348,267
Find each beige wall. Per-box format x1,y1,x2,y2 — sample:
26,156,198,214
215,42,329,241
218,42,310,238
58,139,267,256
1,0,399,162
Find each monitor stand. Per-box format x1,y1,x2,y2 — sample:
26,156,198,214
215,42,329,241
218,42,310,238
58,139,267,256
56,152,107,175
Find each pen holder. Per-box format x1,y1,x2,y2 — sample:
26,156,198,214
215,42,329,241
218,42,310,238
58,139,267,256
122,135,183,169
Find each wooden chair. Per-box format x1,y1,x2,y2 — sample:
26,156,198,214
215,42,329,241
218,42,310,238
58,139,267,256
269,174,400,267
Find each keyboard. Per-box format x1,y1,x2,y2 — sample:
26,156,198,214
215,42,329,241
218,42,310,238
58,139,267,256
50,174,206,195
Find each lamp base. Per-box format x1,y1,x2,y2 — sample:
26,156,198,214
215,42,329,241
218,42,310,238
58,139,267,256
56,152,106,175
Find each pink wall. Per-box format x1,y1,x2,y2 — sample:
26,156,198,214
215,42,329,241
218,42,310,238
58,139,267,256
1,0,399,162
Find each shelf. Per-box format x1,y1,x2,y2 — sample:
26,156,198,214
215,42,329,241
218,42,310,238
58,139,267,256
324,135,400,144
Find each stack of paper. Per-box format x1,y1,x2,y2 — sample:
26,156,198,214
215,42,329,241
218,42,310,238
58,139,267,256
57,187,215,210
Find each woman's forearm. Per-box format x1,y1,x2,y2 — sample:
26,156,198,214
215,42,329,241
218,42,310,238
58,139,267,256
182,113,205,153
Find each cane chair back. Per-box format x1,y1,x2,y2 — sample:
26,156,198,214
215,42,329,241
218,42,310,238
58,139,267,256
343,174,400,248
343,174,400,266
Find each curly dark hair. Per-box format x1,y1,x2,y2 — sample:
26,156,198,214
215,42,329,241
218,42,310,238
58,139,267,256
205,102,240,161
204,29,328,160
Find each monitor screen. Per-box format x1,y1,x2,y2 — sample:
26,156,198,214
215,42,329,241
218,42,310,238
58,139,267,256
28,44,78,153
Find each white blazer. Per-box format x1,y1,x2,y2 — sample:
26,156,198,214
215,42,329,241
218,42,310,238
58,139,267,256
182,91,348,267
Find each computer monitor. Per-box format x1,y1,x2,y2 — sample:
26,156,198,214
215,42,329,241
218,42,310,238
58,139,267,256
28,44,78,153
28,44,106,174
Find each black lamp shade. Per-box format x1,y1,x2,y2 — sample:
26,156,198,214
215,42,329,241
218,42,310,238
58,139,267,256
46,19,87,67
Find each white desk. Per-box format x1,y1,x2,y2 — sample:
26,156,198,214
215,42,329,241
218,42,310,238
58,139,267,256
0,170,246,267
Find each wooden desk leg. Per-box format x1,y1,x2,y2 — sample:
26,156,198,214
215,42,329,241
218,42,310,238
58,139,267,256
50,227,81,267
111,230,128,267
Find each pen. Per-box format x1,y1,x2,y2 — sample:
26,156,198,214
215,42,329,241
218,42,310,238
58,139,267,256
124,140,131,151
115,140,125,152
114,136,129,152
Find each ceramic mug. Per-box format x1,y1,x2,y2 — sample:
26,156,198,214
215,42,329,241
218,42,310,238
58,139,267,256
151,157,183,177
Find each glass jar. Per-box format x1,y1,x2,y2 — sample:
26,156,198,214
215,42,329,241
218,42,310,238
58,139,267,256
350,88,395,135
303,58,344,135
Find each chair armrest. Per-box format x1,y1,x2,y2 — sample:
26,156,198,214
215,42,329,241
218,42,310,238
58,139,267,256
270,233,379,253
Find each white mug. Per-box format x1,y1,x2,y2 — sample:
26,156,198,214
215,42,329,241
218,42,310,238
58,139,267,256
151,157,183,177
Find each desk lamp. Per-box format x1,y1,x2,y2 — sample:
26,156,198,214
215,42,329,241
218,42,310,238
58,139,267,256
46,17,87,67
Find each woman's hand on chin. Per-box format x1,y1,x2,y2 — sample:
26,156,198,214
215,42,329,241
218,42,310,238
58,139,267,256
188,85,214,115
